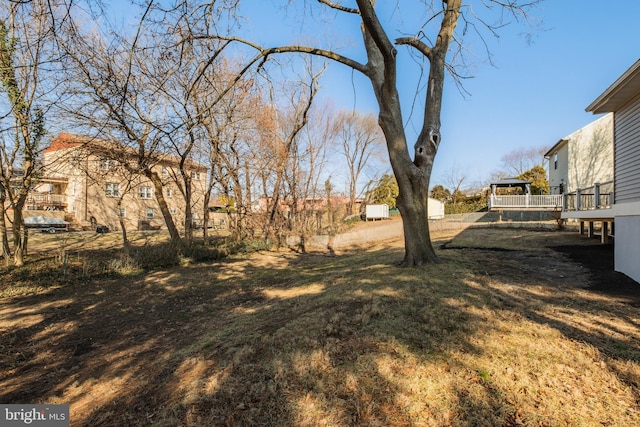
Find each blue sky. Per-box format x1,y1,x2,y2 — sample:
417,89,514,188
108,0,640,192
234,0,640,190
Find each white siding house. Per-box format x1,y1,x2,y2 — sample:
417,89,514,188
544,114,613,196
581,59,640,283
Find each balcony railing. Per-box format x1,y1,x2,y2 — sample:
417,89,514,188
564,180,613,212
26,193,67,207
488,194,564,210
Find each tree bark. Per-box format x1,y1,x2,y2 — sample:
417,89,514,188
0,186,10,266
145,170,181,243
12,203,26,266
116,198,130,253
355,0,460,266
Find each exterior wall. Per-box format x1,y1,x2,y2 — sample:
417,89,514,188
41,139,208,232
615,215,640,283
614,94,640,203
427,197,445,219
547,141,569,194
568,114,614,192
548,114,614,195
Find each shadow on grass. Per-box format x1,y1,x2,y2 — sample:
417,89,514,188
1,228,639,426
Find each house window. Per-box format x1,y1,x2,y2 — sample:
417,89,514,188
146,208,155,219
105,182,120,197
139,186,153,199
166,188,173,198
191,171,201,180
170,208,177,215
162,166,169,177
100,158,116,170
554,153,558,170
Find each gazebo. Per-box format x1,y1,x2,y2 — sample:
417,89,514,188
490,178,532,196
488,178,562,211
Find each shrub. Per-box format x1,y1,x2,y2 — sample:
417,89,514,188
180,245,228,263
133,243,181,269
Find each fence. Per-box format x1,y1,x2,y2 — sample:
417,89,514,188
564,180,613,211
488,194,564,210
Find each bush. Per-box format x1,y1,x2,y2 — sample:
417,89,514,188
180,245,228,264
133,243,181,269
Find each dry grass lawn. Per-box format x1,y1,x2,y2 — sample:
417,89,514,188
1,227,639,426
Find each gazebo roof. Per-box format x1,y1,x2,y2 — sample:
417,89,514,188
490,178,531,187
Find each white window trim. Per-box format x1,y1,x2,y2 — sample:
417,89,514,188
139,186,153,199
105,182,120,198
100,158,116,170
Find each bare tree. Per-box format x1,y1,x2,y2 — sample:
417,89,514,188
441,162,467,204
0,0,62,266
329,110,383,216
251,64,321,245
499,146,549,178
195,65,256,243
286,102,330,238
211,0,539,266
56,2,235,244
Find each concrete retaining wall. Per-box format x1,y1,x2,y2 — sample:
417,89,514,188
291,212,562,250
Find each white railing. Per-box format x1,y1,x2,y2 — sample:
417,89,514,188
488,194,564,210
26,193,67,206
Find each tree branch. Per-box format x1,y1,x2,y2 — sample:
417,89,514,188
213,35,368,74
355,0,397,62
317,0,359,14
395,37,432,60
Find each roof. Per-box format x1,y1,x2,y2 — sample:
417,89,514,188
42,133,86,153
544,139,568,158
586,59,640,113
44,133,208,171
490,178,531,186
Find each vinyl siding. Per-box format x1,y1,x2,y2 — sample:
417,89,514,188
615,94,640,203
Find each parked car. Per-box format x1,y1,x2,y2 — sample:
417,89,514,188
96,225,109,234
24,215,69,233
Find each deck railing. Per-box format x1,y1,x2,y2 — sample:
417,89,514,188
488,194,564,210
26,193,67,206
564,180,613,211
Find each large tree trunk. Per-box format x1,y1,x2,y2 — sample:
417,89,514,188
12,202,26,266
183,177,193,243
0,191,10,266
202,190,211,246
145,171,181,243
356,0,460,266
116,198,130,253
396,175,439,266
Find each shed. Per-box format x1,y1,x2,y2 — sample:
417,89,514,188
428,197,445,219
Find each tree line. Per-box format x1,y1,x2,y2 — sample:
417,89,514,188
1,0,540,267
0,0,389,265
